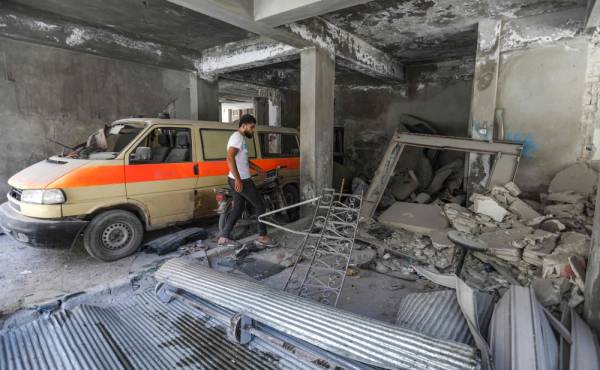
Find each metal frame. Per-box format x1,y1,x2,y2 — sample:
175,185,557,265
258,188,363,306
361,131,524,218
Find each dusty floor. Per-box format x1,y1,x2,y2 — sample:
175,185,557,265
0,218,423,326
0,221,220,317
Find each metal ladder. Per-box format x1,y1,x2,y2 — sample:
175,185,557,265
282,189,363,306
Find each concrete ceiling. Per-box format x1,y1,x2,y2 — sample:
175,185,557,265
321,0,586,62
7,0,254,51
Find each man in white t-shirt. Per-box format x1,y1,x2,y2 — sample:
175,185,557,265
218,114,275,247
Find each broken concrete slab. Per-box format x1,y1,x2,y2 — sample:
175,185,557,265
425,159,463,194
549,163,598,196
508,198,542,221
532,278,570,306
568,255,586,291
522,230,559,266
545,203,585,218
390,171,419,201
504,181,521,197
547,191,585,204
539,219,566,233
471,193,508,222
444,203,479,234
555,231,591,257
378,202,449,234
413,192,431,204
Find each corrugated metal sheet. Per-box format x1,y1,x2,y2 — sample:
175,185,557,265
489,285,558,370
0,291,280,370
396,290,494,345
155,258,480,370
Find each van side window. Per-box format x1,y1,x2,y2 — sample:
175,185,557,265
259,133,299,158
200,129,257,160
133,127,192,164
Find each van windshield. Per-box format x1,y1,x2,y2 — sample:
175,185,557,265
62,124,142,160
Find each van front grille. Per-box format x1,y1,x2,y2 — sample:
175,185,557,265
8,187,22,202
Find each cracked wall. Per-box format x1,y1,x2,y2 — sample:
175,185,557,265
0,38,191,200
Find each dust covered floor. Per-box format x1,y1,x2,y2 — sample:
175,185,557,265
0,221,220,318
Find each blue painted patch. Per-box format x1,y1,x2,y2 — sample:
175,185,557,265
505,130,539,158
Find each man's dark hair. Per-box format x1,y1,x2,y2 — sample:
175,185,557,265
239,114,256,127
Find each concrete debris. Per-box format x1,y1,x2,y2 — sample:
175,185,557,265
539,218,566,233
508,198,542,221
545,203,585,218
362,163,596,313
555,231,591,257
390,170,419,201
549,163,597,196
412,192,431,204
568,255,586,291
471,193,508,222
504,181,521,197
378,202,448,234
547,191,585,204
444,203,480,234
532,277,570,306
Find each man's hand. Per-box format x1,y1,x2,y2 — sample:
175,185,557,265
235,178,244,192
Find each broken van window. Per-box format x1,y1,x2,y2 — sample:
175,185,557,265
64,124,142,159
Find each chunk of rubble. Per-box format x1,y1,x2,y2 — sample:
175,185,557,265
378,202,449,233
503,181,521,197
390,170,419,201
444,203,479,234
490,185,540,221
508,198,542,221
413,192,431,204
522,230,558,266
542,232,590,278
545,203,585,218
532,278,570,306
555,231,591,257
471,193,508,222
425,229,455,250
547,191,585,204
549,163,597,196
478,227,533,262
539,219,566,233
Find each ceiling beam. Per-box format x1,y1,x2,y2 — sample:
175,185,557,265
200,37,299,76
253,0,372,27
168,0,404,81
286,18,404,81
0,4,201,72
168,0,311,48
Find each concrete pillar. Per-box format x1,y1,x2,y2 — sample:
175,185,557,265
253,96,269,125
300,47,335,200
466,20,502,194
189,73,219,121
268,98,281,127
585,174,600,334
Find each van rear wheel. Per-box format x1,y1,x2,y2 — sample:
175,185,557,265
83,210,143,262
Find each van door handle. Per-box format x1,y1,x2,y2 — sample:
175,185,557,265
193,163,199,175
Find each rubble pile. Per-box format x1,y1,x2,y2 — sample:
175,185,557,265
365,163,598,311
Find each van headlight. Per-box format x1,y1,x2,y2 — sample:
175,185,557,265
21,189,66,205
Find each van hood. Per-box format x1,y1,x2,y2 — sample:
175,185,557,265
8,156,90,190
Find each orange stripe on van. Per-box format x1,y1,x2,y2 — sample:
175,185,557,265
49,166,125,188
125,163,195,182
48,157,300,188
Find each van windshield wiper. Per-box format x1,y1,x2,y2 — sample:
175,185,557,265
47,137,75,151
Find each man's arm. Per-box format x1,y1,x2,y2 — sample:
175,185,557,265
226,147,244,192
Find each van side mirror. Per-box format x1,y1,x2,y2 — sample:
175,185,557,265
131,146,151,163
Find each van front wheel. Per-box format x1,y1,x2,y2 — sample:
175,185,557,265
83,210,144,262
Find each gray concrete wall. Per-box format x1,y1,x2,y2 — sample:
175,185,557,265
496,38,588,192
0,37,192,200
336,77,473,177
